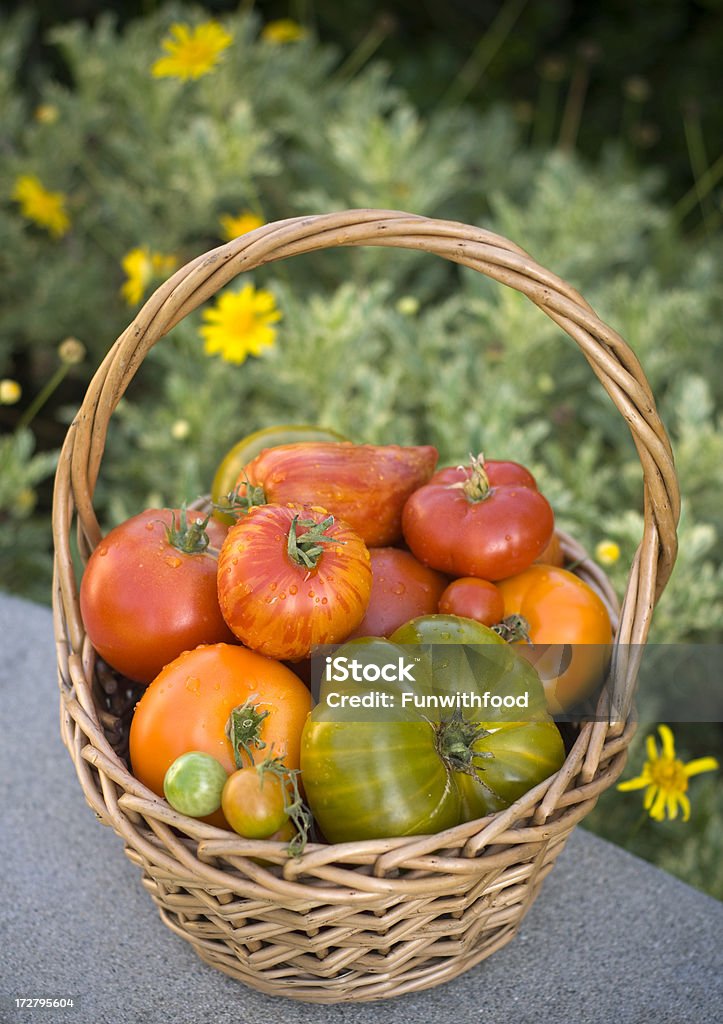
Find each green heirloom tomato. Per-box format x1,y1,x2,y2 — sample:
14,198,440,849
300,627,565,843
163,751,228,817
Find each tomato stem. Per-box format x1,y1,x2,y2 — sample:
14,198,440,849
286,513,342,569
256,754,312,857
164,505,212,554
445,453,491,502
492,614,532,643
226,700,270,769
215,475,267,519
435,709,493,778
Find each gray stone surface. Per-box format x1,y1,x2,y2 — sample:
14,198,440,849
1,591,722,1024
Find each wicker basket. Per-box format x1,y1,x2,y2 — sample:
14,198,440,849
52,210,679,1004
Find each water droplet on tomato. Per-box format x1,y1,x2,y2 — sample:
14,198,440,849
165,556,182,568
185,676,200,694
98,547,108,557
308,590,315,598
289,584,298,595
145,522,155,531
392,583,406,595
270,582,278,592
321,597,328,605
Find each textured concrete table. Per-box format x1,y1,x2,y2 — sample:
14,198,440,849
2,592,721,1024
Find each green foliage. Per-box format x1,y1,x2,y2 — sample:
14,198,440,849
0,3,721,896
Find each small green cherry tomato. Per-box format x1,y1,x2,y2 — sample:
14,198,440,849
221,766,289,839
163,751,228,817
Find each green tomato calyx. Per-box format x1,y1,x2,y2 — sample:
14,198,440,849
215,474,267,520
492,614,531,643
287,512,342,569
447,453,491,503
164,505,212,554
436,709,493,779
226,699,270,768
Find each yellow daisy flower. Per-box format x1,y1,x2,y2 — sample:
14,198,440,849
12,175,70,238
218,211,265,242
200,284,281,365
151,21,233,81
261,19,308,44
121,247,177,306
595,539,621,565
617,724,718,821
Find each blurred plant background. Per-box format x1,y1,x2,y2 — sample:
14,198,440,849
1,1,720,895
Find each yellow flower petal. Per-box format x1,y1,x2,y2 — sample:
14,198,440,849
679,793,691,821
200,283,281,365
645,733,659,763
616,774,650,792
683,756,719,778
649,788,668,821
152,21,233,81
219,212,264,242
658,724,676,760
261,19,307,44
12,174,70,238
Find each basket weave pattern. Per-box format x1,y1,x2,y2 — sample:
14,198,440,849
52,211,679,1003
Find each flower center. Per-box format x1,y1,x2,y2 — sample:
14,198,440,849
650,758,688,793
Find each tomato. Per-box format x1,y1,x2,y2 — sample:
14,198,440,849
301,625,565,842
240,442,438,546
211,424,347,525
163,752,228,817
495,565,613,711
535,531,565,567
221,766,289,839
79,507,234,684
129,643,312,829
217,504,372,660
438,578,504,626
402,455,554,580
346,547,448,639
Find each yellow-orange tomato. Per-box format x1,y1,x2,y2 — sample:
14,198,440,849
496,565,613,712
129,643,312,829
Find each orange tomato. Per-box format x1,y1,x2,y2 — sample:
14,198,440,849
496,565,612,712
129,643,312,829
534,531,565,567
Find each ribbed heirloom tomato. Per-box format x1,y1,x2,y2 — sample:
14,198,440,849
239,441,438,547
301,620,565,843
217,504,373,661
129,643,312,830
211,424,347,526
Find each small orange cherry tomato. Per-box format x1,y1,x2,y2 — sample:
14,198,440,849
495,565,613,712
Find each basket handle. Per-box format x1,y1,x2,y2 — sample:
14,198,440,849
53,209,680,702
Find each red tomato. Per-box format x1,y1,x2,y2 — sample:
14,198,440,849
346,547,448,639
240,442,438,546
496,565,613,711
80,508,234,684
217,504,372,660
402,455,554,580
438,577,504,626
129,643,312,830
